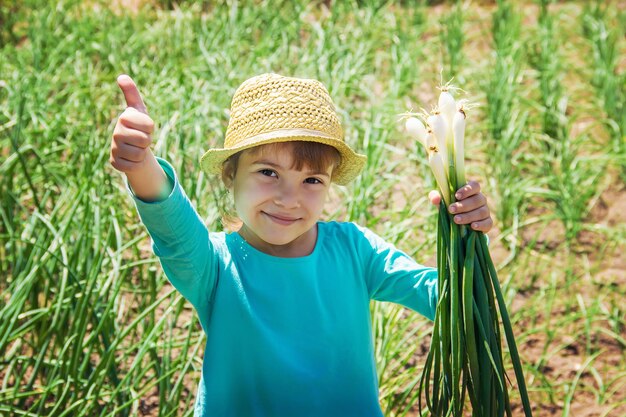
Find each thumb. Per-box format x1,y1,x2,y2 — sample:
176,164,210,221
428,190,442,206
117,74,148,114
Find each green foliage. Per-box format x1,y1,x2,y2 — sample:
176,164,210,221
485,0,529,245
439,0,464,80
1,1,625,416
581,2,626,176
527,1,606,243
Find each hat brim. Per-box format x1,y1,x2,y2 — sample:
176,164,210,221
200,131,367,186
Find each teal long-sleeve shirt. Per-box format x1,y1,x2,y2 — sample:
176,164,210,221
128,158,438,417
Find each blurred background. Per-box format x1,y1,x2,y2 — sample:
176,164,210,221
1,0,625,415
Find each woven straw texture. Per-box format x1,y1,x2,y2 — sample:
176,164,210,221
200,73,366,185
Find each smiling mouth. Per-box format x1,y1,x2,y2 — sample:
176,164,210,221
263,212,300,225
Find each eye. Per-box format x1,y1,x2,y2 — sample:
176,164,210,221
304,177,323,185
259,169,277,177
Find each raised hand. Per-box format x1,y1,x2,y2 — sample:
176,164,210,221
110,74,154,173
110,75,169,201
429,180,493,233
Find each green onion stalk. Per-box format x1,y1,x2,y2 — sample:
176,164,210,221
404,87,533,416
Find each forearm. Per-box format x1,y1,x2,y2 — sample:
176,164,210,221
125,149,172,202
129,157,215,309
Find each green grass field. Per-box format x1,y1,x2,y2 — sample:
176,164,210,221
1,0,625,415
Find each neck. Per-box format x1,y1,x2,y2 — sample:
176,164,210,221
238,224,318,258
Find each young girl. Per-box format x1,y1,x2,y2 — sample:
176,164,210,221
110,73,493,416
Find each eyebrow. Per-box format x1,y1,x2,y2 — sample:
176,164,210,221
251,159,330,177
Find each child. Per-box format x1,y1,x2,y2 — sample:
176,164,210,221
110,73,493,416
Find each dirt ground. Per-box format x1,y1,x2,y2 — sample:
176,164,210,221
5,1,625,416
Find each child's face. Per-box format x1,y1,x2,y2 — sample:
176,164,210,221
229,143,333,256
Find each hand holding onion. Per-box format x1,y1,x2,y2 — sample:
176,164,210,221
428,182,493,233
405,88,493,233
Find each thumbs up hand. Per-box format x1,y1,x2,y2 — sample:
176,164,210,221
111,75,169,202
110,75,155,173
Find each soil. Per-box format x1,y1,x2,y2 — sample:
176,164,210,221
4,1,625,416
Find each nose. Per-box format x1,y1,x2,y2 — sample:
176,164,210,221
273,181,300,209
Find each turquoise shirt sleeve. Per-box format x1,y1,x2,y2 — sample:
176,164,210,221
126,157,217,317
355,224,439,321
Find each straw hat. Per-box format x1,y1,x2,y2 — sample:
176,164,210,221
200,73,367,185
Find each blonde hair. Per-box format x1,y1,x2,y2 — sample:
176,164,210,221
219,141,341,232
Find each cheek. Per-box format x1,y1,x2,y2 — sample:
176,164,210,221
233,178,272,208
305,190,328,212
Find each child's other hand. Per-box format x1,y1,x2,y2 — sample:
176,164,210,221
110,74,155,174
428,180,493,233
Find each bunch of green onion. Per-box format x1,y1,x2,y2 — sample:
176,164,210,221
405,88,533,416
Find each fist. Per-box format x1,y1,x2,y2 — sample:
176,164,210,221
110,75,155,173
429,180,493,233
